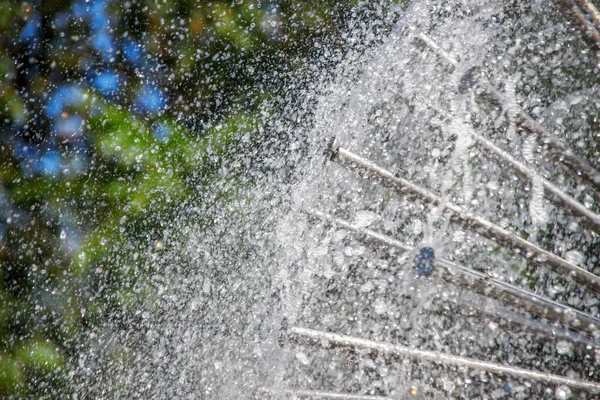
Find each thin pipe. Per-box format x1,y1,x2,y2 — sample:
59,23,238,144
306,209,412,253
257,388,389,399
414,33,600,229
288,327,600,393
574,0,600,33
430,297,600,354
330,146,600,296
412,33,458,73
415,32,600,192
458,67,600,191
471,132,600,233
552,0,600,51
306,209,600,339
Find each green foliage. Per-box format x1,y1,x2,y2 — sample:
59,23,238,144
0,0,406,397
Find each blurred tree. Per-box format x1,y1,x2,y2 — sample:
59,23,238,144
0,0,405,397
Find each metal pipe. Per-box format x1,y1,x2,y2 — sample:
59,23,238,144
414,33,600,228
306,209,600,339
469,132,600,233
573,0,600,33
552,0,600,52
458,67,600,191
430,298,600,354
330,147,600,296
306,209,412,253
288,327,600,393
412,33,458,73
257,388,389,399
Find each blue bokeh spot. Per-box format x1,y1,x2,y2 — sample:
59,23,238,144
153,122,172,142
46,86,85,119
55,115,84,137
123,39,145,67
92,71,121,96
92,30,116,61
136,85,166,113
38,152,62,177
19,12,41,42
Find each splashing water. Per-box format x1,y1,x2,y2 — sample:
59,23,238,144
530,176,549,227
83,0,600,398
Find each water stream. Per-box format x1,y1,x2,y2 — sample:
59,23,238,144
86,1,600,398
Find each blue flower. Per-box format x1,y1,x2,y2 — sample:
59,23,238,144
90,71,121,96
46,86,85,119
54,11,70,30
38,152,62,177
13,140,33,160
55,115,83,138
90,1,108,31
71,2,89,21
19,12,41,43
153,122,171,142
123,39,145,67
414,247,435,276
92,30,116,62
136,85,166,113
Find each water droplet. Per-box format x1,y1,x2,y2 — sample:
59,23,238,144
568,95,582,105
564,250,583,266
354,210,379,228
373,298,387,315
295,351,309,365
555,385,572,399
529,176,547,226
556,341,573,355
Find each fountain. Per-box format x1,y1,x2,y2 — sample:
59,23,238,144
83,1,600,398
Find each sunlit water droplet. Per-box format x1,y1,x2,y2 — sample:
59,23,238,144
354,210,379,227
556,340,572,355
371,298,388,315
568,94,582,106
295,351,310,365
555,385,572,399
564,250,583,266
529,176,547,226
522,135,537,164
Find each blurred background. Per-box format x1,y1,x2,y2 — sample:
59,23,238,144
0,0,405,397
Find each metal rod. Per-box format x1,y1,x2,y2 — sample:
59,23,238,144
574,0,600,33
437,257,600,339
552,0,600,52
574,0,600,28
257,388,389,399
458,68,600,191
330,147,600,296
431,297,600,354
306,209,412,253
469,132,600,234
414,33,600,229
416,32,600,191
288,327,600,393
412,33,458,73
306,209,600,339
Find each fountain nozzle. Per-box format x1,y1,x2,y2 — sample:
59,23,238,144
324,136,339,164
